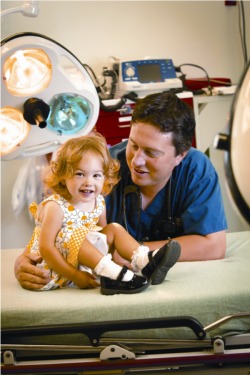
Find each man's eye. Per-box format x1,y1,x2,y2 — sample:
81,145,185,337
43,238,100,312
131,144,138,150
145,151,157,157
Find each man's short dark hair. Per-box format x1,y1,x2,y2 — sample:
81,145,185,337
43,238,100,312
131,92,195,155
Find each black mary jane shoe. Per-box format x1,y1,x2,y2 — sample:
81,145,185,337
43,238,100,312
100,266,150,295
142,240,181,285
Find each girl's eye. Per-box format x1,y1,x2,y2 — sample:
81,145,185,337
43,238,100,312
94,173,103,178
75,172,84,177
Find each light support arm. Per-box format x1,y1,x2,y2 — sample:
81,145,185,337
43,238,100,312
0,1,39,18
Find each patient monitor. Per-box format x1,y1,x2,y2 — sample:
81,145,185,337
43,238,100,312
118,58,183,97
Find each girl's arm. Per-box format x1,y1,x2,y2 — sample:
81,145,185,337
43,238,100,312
39,202,97,288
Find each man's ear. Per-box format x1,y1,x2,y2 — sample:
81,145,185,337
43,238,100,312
175,151,188,166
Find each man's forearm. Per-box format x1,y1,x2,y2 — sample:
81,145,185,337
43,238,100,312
145,230,226,261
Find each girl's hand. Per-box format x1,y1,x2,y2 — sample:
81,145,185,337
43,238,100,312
73,270,100,289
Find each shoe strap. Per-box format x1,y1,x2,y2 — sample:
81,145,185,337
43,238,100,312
148,250,157,267
148,251,153,261
117,266,128,282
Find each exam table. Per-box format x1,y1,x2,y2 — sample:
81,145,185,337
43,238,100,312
1,231,250,374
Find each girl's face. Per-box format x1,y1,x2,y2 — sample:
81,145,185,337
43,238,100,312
65,151,105,207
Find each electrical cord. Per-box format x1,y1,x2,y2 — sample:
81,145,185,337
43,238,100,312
82,63,138,112
82,63,107,96
175,63,213,95
99,91,138,112
101,68,118,100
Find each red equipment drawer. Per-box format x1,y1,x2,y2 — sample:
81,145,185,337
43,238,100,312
95,103,135,146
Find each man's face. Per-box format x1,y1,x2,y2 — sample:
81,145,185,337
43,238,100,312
126,123,186,192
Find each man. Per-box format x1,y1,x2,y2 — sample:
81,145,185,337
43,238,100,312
107,92,227,260
14,92,227,289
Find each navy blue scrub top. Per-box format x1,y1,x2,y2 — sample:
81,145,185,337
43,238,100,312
106,141,228,242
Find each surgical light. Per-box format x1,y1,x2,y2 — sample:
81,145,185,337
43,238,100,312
1,32,99,160
48,94,91,135
0,107,30,156
214,61,250,224
3,48,52,96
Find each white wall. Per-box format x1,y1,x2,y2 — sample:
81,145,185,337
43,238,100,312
1,1,250,249
1,1,249,82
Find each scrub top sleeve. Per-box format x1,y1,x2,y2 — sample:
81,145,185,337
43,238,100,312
181,171,228,235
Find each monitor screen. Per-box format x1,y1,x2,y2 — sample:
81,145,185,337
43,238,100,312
137,64,162,83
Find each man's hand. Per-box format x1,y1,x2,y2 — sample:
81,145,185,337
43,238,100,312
14,252,50,290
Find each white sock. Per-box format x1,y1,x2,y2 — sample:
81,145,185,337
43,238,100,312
94,254,134,281
131,246,159,272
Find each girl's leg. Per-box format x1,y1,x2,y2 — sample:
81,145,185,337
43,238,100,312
101,223,139,260
101,223,181,285
77,234,150,295
101,223,151,270
77,237,134,281
78,238,103,270
101,223,154,271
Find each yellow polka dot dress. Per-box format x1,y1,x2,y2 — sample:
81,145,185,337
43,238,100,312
27,194,105,290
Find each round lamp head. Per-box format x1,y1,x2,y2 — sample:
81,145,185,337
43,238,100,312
1,32,99,160
48,93,91,135
0,107,30,156
3,48,52,96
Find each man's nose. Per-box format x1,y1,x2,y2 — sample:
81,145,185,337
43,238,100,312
132,149,145,165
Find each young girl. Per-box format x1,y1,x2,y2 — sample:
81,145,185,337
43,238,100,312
27,132,181,295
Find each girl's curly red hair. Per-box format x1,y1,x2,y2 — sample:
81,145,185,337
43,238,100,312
43,132,120,200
